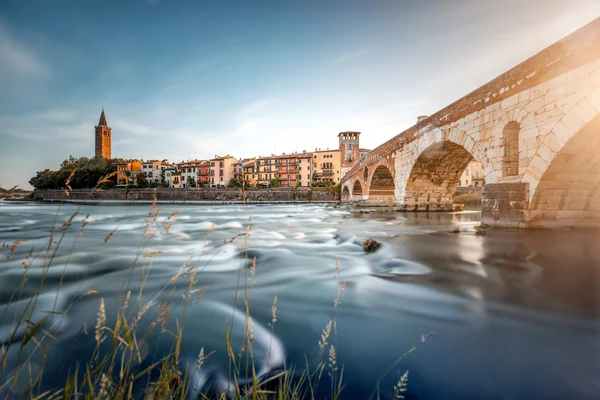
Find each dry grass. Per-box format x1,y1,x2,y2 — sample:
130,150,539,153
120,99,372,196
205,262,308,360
0,177,426,399
453,192,482,205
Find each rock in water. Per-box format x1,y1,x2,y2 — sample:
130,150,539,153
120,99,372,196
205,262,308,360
363,238,381,253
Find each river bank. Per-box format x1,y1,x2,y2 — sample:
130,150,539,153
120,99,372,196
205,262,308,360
31,187,340,203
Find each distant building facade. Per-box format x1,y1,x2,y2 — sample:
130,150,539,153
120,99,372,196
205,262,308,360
458,161,485,187
95,109,112,159
210,155,237,187
297,151,312,187
178,160,206,188
242,159,257,186
142,161,170,185
312,148,341,185
198,161,211,186
116,160,142,185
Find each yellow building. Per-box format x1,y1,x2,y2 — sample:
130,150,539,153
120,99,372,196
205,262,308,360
297,151,312,187
169,171,182,188
458,160,485,187
255,155,276,187
116,160,142,185
311,149,341,185
242,158,257,185
210,155,238,187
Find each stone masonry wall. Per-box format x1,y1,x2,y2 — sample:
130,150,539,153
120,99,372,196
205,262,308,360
34,188,339,203
482,183,530,228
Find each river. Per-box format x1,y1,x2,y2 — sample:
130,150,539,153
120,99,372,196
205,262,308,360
0,202,599,399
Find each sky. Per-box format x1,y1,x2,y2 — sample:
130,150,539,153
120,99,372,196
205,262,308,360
1,0,599,189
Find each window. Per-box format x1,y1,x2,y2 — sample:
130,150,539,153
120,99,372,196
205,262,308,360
211,162,215,167
220,177,223,181
220,162,224,167
466,169,469,176
476,171,479,179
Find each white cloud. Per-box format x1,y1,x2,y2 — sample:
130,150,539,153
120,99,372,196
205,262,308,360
0,21,48,78
110,117,152,136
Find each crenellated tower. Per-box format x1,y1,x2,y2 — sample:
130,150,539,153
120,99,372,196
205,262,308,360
339,131,360,176
95,108,112,159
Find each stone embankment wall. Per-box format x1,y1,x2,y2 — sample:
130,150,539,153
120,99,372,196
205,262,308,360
33,188,339,203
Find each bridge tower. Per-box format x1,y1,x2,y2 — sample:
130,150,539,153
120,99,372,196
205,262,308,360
339,131,360,176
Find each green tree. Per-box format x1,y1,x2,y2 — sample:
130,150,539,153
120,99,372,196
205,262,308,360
227,178,242,187
29,156,128,190
269,177,281,187
136,172,149,188
186,176,196,188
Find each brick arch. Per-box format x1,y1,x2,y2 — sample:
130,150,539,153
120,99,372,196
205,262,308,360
523,93,600,203
528,112,600,227
342,185,351,200
352,180,363,197
367,164,395,205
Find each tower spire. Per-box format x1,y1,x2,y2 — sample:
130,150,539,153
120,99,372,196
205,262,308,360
98,108,108,126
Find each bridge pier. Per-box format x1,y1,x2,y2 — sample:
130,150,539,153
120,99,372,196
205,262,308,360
481,183,530,228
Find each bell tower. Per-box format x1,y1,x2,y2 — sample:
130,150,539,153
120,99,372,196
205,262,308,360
95,108,112,159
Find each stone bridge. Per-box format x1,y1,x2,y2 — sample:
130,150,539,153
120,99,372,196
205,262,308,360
341,18,600,229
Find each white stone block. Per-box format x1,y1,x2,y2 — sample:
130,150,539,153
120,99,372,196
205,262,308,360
537,144,554,163
544,87,566,105
530,154,548,172
544,133,565,153
501,94,519,109
525,96,545,113
461,120,475,131
552,121,573,144
545,75,565,91
520,127,539,141
572,99,598,124
561,107,587,133
518,89,531,103
464,137,475,152
465,112,477,123
586,87,600,112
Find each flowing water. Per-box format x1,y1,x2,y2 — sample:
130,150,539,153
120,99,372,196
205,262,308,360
0,202,599,399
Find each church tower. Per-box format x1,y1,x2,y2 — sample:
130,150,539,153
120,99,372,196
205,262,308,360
95,108,112,159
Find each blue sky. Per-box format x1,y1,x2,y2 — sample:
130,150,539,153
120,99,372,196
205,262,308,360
1,0,599,189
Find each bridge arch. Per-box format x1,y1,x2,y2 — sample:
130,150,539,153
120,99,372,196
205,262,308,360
368,165,395,205
528,111,600,227
342,185,351,200
403,141,480,211
352,180,363,197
